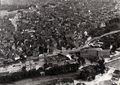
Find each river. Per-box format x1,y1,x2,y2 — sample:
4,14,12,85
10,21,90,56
1,68,115,85
0,72,77,85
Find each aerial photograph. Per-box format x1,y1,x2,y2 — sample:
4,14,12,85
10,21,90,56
0,0,120,85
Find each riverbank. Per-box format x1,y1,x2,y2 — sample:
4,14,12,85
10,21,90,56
2,72,77,85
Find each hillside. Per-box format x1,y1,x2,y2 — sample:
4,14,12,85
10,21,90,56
0,0,120,59
0,0,52,5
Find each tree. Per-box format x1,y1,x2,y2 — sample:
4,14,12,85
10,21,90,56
0,0,118,58
88,17,120,51
0,16,15,59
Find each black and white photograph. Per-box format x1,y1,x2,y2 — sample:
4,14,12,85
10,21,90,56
0,0,120,85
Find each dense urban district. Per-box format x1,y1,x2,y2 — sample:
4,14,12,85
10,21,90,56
1,0,120,85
